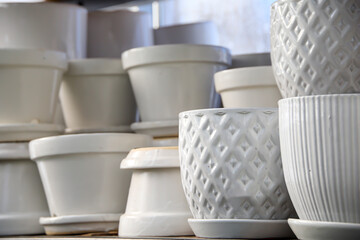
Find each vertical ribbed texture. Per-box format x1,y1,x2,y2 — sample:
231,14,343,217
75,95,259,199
279,94,360,223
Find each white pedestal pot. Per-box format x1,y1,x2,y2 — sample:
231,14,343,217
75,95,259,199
0,3,87,59
29,133,152,217
60,59,136,133
122,44,231,122
119,147,193,237
0,143,49,236
0,49,67,124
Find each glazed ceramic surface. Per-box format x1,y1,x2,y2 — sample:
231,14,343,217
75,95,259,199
0,143,49,236
214,66,282,108
154,21,219,45
29,133,152,217
122,44,231,121
119,147,193,237
0,3,87,59
88,10,153,58
60,59,136,132
0,49,67,124
179,108,296,219
152,137,179,147
271,0,360,97
279,94,360,223
231,53,271,68
131,120,179,138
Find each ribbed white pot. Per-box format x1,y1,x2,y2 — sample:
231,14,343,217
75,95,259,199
279,94,360,223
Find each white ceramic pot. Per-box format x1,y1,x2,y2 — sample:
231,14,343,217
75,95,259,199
279,94,360,223
214,66,282,108
88,10,153,58
0,49,67,124
154,21,219,45
179,108,296,219
231,53,271,68
152,137,179,147
119,147,193,237
29,133,152,217
122,44,231,121
0,143,49,236
0,3,87,59
60,59,136,133
271,0,360,97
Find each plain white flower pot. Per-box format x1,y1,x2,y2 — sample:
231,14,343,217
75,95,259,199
279,94,360,223
60,59,136,133
0,2,87,59
214,66,282,108
154,21,219,45
271,0,360,97
29,133,152,218
0,49,67,124
152,137,179,147
119,147,193,237
0,143,49,236
179,108,296,219
88,10,153,58
122,44,231,121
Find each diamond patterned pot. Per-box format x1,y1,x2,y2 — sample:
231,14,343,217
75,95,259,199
270,0,360,97
179,108,296,219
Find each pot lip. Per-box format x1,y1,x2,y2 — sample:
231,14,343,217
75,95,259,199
66,58,126,76
89,9,149,16
0,142,29,160
155,21,214,30
29,133,152,160
121,44,232,71
179,107,278,118
278,94,360,105
0,48,67,70
121,146,179,169
232,52,270,58
214,66,276,92
0,2,87,11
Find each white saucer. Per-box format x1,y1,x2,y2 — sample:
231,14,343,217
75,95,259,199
0,212,48,236
131,120,178,137
40,213,120,235
65,125,132,134
289,218,360,240
0,123,64,142
188,219,295,239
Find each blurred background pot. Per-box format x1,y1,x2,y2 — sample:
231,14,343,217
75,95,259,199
231,53,271,69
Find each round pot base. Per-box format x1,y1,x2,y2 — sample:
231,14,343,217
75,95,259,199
0,212,48,236
65,125,132,134
131,120,178,137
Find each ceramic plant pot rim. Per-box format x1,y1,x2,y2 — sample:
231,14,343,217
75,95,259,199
90,9,149,16
66,58,126,76
122,44,232,70
40,213,121,225
0,49,67,70
179,107,278,118
121,146,179,169
29,133,152,160
214,66,276,92
157,21,213,29
0,143,29,160
278,94,360,106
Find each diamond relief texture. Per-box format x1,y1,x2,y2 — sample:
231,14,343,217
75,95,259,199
271,0,360,98
179,109,297,219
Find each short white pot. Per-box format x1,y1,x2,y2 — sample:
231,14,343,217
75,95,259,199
119,147,193,237
279,94,360,223
0,49,67,124
88,10,153,58
0,3,87,59
29,133,152,217
0,143,49,236
215,66,282,108
60,59,136,133
122,44,231,121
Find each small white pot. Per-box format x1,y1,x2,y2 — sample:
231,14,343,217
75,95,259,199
215,66,282,108
119,147,193,237
0,143,49,236
279,94,360,223
179,108,296,220
0,3,87,59
88,10,153,58
122,44,231,121
231,53,271,68
60,59,136,133
154,21,219,45
29,133,152,217
0,49,67,124
152,137,179,147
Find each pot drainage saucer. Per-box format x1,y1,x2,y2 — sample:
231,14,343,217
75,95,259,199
40,213,120,235
131,120,178,137
0,123,64,142
188,218,295,239
288,218,360,240
65,125,132,134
